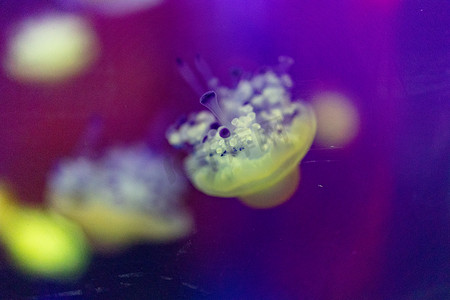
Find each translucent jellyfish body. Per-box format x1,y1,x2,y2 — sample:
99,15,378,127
47,145,193,252
167,57,317,208
0,183,90,281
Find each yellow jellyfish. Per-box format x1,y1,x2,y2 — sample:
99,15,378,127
167,57,316,208
0,183,90,281
46,144,193,252
4,13,98,83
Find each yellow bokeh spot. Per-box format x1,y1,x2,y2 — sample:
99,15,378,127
312,91,360,147
4,13,99,83
0,185,90,281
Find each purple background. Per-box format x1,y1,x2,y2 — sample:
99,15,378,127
0,0,449,298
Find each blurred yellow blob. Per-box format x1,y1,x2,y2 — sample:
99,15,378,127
312,92,360,147
76,0,164,16
4,13,99,83
0,184,90,281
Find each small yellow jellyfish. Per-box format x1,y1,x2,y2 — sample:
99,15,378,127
0,183,90,281
4,13,98,83
167,57,316,208
46,144,193,252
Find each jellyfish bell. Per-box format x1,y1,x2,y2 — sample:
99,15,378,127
238,166,300,209
184,100,315,209
47,144,193,252
167,57,317,208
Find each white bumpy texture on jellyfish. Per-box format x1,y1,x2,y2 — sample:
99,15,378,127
47,144,193,251
167,57,317,208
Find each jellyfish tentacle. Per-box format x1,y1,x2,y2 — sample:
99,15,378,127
176,58,205,96
194,54,219,89
230,67,243,88
200,91,232,128
74,113,104,157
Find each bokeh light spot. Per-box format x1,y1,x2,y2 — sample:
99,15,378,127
4,13,99,83
312,91,360,147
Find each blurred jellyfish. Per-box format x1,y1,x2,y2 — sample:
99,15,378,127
47,144,193,252
60,0,164,16
0,183,90,281
311,91,360,147
3,13,99,83
167,57,317,208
